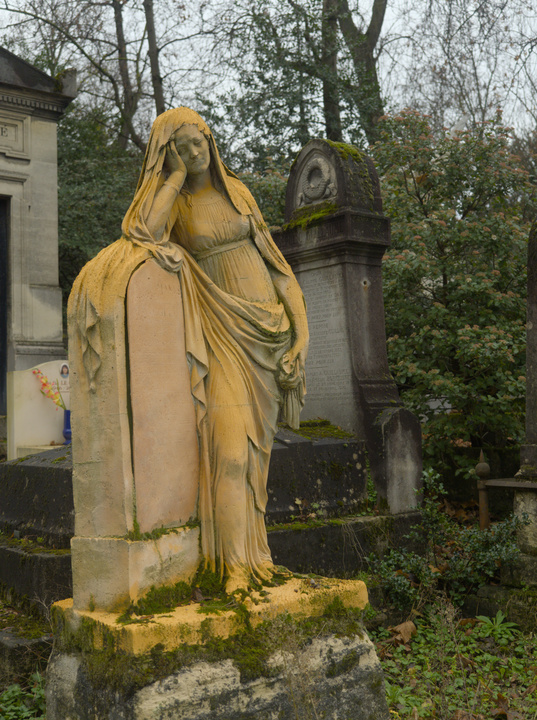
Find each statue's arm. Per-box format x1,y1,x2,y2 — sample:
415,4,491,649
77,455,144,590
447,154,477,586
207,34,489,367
145,142,186,240
268,266,309,368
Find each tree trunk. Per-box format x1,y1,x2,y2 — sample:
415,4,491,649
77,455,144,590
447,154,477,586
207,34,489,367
112,0,142,149
336,0,386,145
322,0,343,141
143,0,166,116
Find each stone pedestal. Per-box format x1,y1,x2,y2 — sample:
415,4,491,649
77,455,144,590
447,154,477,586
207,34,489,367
71,529,200,612
46,577,390,720
70,259,200,612
274,140,422,512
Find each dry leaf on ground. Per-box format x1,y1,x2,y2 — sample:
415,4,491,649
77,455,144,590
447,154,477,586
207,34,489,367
389,620,417,645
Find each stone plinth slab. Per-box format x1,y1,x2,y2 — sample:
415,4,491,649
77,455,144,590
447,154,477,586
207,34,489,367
47,578,386,719
71,528,201,612
53,577,368,655
46,631,388,720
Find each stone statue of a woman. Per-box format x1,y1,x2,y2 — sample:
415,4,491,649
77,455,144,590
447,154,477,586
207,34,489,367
68,107,308,595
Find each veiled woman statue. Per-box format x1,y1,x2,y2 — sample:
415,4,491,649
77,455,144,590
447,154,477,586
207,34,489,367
68,107,308,595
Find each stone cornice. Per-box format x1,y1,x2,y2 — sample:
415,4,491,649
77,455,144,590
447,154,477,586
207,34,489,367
0,87,71,119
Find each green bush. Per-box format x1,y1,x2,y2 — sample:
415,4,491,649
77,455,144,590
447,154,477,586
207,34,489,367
370,111,532,479
371,469,525,608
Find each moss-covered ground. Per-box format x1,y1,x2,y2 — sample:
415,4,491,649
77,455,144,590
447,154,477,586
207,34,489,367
286,418,355,442
0,530,70,555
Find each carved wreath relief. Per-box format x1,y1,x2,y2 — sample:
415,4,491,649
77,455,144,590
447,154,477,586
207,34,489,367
297,152,337,207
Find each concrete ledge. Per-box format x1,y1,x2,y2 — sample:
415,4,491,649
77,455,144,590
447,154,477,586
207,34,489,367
0,629,52,685
0,544,72,607
0,445,74,547
53,577,368,655
0,513,422,611
269,510,422,576
0,434,368,545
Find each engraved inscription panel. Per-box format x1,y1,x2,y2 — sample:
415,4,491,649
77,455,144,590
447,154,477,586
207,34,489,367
297,264,356,428
0,116,23,153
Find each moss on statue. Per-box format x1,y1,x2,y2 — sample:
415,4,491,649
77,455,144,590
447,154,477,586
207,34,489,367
124,518,200,542
115,565,292,624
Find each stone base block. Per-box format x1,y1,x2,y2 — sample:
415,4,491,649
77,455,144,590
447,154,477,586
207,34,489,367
71,528,201,612
371,407,423,514
53,577,369,654
46,632,388,720
501,552,537,588
47,577,386,720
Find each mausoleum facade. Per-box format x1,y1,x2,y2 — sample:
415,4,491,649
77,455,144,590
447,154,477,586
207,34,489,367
0,47,75,416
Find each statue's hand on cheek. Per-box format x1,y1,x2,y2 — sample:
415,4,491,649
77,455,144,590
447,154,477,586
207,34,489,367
165,141,187,180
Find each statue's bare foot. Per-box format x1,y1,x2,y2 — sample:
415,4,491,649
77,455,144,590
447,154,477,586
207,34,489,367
225,568,250,596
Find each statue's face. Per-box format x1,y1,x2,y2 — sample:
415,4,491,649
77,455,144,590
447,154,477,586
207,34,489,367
173,124,211,177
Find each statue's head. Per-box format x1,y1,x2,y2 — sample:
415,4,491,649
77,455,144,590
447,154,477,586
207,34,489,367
172,124,211,179
123,107,252,246
144,107,216,178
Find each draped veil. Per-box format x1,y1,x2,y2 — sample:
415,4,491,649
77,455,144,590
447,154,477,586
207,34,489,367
68,107,305,579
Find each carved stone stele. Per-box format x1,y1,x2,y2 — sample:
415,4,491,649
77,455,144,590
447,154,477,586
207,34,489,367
274,139,422,513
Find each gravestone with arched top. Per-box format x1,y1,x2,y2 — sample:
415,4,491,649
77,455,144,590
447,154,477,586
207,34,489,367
274,139,422,513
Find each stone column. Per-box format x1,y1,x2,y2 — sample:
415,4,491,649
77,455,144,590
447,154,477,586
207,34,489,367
514,220,537,563
274,139,422,513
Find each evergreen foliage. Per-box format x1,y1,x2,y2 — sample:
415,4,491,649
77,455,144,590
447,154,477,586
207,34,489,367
370,111,532,477
57,104,142,316
371,470,524,609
